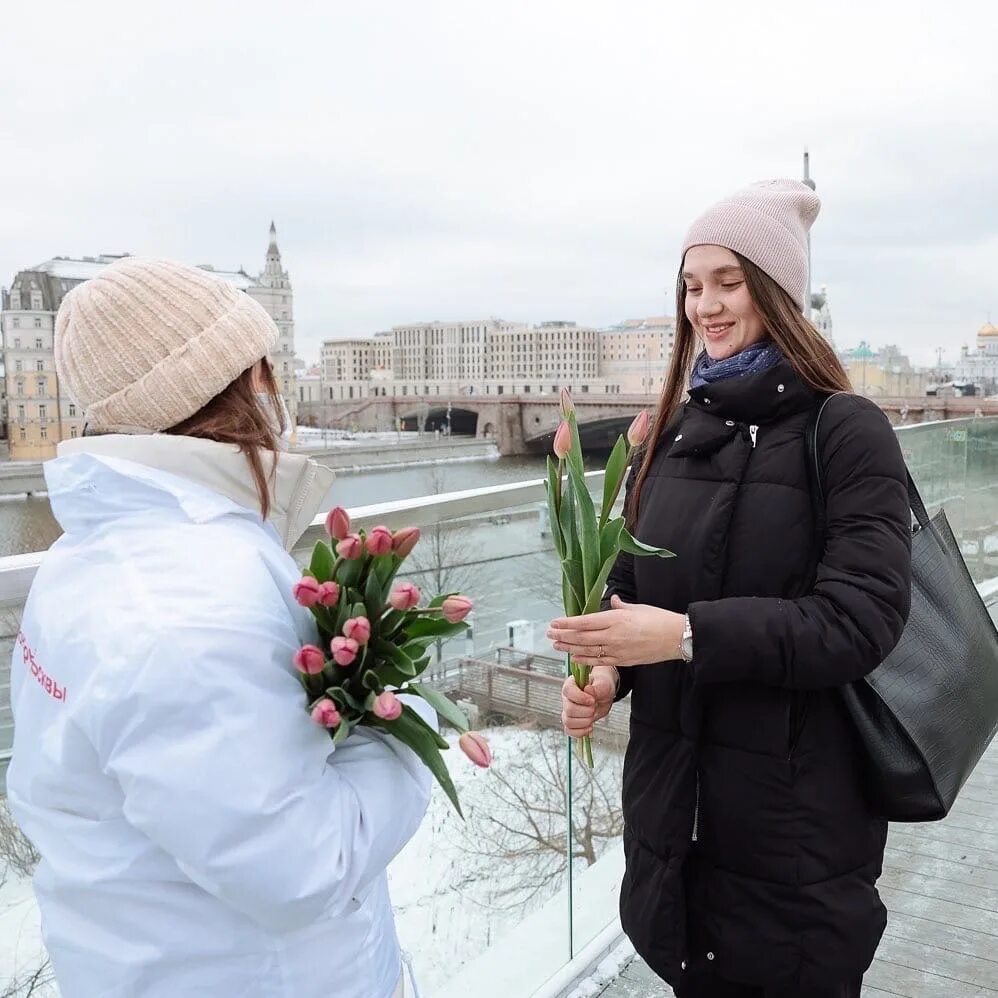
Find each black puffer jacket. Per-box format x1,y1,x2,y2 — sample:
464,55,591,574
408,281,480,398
608,360,911,992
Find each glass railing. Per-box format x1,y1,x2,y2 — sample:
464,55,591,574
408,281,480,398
0,417,995,998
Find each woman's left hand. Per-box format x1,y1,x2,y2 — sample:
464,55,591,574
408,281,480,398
547,595,686,669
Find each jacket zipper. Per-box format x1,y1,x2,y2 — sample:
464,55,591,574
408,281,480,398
692,773,700,842
749,424,759,447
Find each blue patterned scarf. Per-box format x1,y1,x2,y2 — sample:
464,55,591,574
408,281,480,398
690,341,783,389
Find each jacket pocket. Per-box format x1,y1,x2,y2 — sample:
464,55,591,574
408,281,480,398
620,830,686,983
787,691,809,758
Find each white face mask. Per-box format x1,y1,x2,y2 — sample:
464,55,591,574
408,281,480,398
257,392,293,451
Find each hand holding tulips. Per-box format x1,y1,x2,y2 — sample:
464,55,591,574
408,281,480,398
291,506,486,816
545,390,674,767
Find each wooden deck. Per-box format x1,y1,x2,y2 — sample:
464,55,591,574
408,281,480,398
599,738,998,998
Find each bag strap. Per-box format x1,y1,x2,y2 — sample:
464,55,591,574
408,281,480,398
804,394,929,581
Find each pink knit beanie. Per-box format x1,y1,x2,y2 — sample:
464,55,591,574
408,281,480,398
681,179,820,312
55,257,278,433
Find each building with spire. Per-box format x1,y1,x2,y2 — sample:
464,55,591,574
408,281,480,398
246,222,297,424
0,224,296,459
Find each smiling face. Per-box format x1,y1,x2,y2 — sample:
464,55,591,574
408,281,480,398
682,245,768,361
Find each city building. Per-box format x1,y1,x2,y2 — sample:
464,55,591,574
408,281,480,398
839,341,928,398
954,322,998,395
0,225,295,460
599,316,676,394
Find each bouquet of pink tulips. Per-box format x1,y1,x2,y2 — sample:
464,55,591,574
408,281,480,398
546,390,673,767
291,506,490,816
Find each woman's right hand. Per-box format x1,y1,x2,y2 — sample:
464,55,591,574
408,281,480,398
561,665,618,738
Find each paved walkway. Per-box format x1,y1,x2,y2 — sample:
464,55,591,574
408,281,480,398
599,737,998,998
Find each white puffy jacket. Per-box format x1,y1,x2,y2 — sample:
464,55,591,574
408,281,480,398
7,435,433,998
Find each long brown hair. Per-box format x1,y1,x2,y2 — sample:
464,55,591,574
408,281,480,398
166,360,286,518
628,252,851,523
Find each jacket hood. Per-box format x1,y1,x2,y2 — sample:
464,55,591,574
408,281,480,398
47,434,335,550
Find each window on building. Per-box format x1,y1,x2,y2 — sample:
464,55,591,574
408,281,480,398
34,318,41,329
39,404,47,419
35,337,42,348
69,404,76,417
19,428,26,441
70,426,78,438
12,318,19,328
40,427,48,439
36,360,44,372
497,385,504,395
17,405,25,420
15,361,22,373
37,379,46,395
13,337,19,348
16,380,23,395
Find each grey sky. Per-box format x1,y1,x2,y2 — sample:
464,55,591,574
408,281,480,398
2,0,996,367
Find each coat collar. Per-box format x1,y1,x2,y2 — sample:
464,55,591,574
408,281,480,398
52,434,335,550
686,358,818,424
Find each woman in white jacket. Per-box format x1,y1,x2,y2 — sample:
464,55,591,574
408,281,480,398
7,257,433,998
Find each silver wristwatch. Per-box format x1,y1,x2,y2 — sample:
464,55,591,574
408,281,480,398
680,614,694,663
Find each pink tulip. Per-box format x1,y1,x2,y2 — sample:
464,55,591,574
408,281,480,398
330,636,360,666
389,582,421,611
459,731,493,769
392,526,421,558
372,690,403,721
627,410,651,447
343,616,371,645
442,594,473,623
292,576,322,608
366,525,394,557
311,698,341,728
559,387,575,418
553,420,571,460
293,644,326,675
336,533,364,560
325,506,351,540
316,581,340,608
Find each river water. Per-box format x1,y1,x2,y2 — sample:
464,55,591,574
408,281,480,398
0,453,553,559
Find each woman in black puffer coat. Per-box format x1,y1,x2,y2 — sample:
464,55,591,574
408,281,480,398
549,180,912,998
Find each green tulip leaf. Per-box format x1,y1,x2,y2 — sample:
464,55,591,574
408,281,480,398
309,541,335,584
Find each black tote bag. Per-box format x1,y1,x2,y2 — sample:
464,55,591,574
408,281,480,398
806,395,998,821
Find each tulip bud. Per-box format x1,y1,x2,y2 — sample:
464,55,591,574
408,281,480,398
336,533,364,560
388,582,421,611
441,594,473,624
330,635,359,667
293,644,326,675
325,506,351,540
627,410,651,447
459,731,493,769
311,698,341,728
292,576,322,608
316,581,340,608
553,420,571,460
366,525,394,557
392,526,421,558
559,387,575,418
343,616,372,645
372,690,403,721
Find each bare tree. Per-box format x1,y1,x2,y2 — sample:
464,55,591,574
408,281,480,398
407,467,477,662
0,960,54,998
0,801,40,882
454,727,624,912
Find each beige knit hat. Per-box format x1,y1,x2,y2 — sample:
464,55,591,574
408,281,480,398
55,257,278,433
681,179,821,312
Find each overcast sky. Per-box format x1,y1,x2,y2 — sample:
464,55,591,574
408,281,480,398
2,0,996,367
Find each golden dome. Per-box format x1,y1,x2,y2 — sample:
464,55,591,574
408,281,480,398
979,322,998,337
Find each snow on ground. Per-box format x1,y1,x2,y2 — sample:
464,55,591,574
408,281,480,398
0,866,53,995
389,725,624,994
